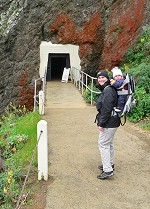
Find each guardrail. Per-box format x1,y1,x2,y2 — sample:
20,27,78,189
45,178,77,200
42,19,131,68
71,67,101,105
33,71,46,112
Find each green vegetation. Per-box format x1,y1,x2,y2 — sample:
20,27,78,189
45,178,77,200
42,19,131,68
83,83,101,104
0,104,41,208
120,25,150,129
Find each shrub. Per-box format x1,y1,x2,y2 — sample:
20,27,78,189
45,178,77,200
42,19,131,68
120,24,150,127
128,86,150,122
123,63,150,122
123,25,150,65
83,83,101,103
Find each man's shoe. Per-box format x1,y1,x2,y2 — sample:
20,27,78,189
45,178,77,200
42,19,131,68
98,164,114,171
97,171,114,180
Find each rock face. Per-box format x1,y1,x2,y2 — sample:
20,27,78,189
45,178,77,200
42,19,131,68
0,0,150,114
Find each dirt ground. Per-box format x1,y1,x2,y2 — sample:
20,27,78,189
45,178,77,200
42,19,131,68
23,81,150,209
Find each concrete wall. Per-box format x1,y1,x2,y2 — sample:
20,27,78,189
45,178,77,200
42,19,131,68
39,41,81,78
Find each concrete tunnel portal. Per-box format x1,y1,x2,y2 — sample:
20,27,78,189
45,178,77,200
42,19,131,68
39,42,81,81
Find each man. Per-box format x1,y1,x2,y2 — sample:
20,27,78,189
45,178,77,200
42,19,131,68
96,70,120,180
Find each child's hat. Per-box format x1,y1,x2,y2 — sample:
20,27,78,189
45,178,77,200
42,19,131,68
111,67,123,78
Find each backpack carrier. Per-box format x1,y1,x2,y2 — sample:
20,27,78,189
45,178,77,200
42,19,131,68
112,73,136,125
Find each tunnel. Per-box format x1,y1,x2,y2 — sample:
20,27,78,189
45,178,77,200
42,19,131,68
46,53,70,81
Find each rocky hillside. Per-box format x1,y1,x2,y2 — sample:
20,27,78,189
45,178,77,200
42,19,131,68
0,0,150,114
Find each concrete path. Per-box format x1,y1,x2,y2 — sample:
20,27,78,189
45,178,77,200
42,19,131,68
43,81,150,209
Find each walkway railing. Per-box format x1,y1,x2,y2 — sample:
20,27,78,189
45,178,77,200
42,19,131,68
33,67,100,112
33,70,46,112
71,67,100,105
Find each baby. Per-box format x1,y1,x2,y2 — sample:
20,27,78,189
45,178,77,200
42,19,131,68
111,67,127,112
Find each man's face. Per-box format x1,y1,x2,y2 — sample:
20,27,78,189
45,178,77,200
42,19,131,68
98,76,108,86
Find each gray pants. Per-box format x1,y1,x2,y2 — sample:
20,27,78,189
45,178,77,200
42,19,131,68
98,128,117,172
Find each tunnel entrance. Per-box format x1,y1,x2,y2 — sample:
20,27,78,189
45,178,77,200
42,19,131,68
46,53,70,81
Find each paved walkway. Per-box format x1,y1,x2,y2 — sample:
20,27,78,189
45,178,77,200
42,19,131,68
43,81,150,209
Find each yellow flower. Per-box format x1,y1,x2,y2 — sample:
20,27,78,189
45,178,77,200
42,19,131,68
7,178,11,184
140,38,145,43
124,64,129,70
8,170,13,177
4,187,7,194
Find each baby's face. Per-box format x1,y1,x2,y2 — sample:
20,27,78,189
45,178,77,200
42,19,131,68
114,75,123,80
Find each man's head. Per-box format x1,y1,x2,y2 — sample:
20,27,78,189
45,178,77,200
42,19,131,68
97,70,109,86
111,67,123,80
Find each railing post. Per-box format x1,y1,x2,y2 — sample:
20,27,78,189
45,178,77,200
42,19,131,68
79,71,81,91
81,72,84,95
42,75,46,104
39,90,44,115
37,120,48,181
91,77,94,105
86,74,87,90
33,80,37,112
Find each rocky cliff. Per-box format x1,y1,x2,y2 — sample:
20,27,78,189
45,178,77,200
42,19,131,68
0,0,149,114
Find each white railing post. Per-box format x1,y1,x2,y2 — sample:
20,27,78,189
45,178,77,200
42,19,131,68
39,90,44,115
91,78,94,105
79,70,81,91
37,120,48,181
86,74,87,90
33,80,37,111
81,72,84,95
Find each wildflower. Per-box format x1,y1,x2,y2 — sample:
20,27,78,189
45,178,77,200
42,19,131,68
4,187,7,194
124,64,129,70
8,170,13,178
7,178,11,184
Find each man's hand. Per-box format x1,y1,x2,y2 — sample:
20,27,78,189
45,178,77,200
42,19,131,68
98,126,104,132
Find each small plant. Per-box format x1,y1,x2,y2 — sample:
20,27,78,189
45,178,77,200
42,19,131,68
1,134,29,159
0,169,21,208
83,83,101,103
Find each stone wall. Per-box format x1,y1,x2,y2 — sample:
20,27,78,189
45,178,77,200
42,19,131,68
0,0,149,114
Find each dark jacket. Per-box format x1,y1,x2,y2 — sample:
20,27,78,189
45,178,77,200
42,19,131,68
96,85,120,128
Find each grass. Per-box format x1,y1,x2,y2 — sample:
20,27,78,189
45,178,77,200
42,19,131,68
0,109,41,208
6,111,41,167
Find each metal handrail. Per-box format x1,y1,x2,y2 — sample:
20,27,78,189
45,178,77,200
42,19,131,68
71,67,101,105
33,71,46,112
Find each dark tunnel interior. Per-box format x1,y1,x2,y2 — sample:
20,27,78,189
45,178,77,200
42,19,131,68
46,53,70,81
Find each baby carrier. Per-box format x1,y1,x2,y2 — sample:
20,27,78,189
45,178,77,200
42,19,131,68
112,73,136,125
